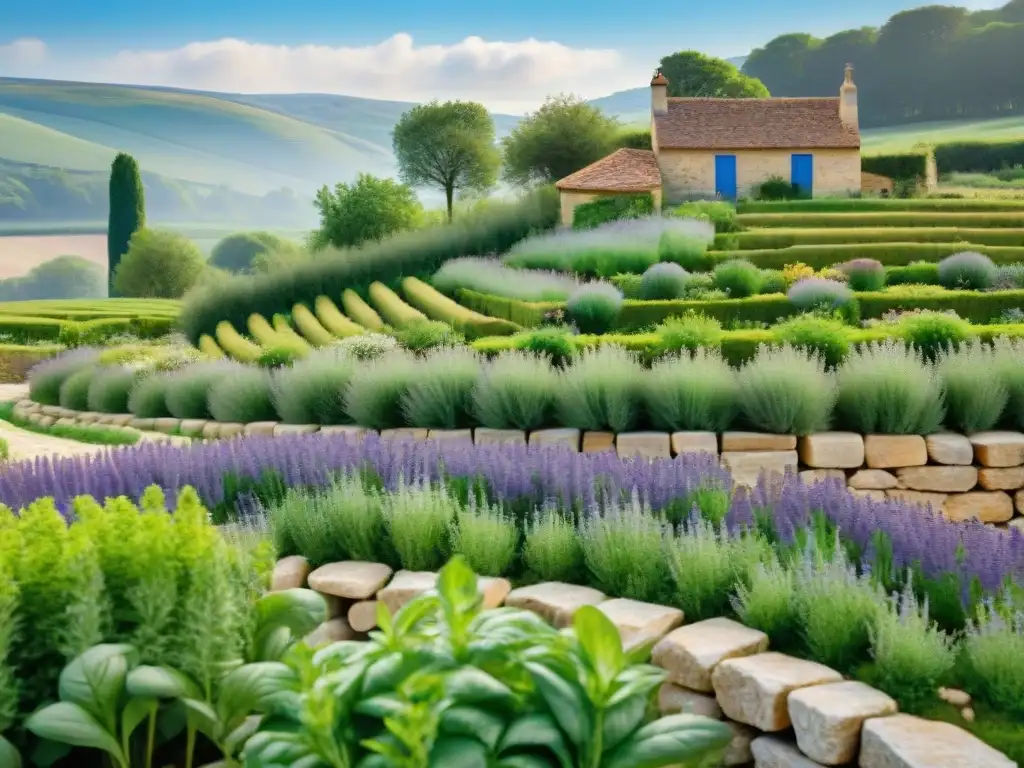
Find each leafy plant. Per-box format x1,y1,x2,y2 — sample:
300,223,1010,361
257,346,304,369
271,348,359,425
396,320,465,353
450,503,518,577
208,367,277,423
472,350,557,430
759,269,787,294
331,333,399,361
557,345,641,432
652,313,723,355
938,341,1008,433
523,512,584,583
343,349,418,429
732,556,801,653
513,327,577,368
382,481,456,571
773,314,850,368
639,263,690,300
59,367,98,411
28,348,103,406
87,366,140,414
787,278,854,314
712,259,762,298
566,284,624,334
643,349,736,432
736,344,835,434
896,310,971,362
963,594,1024,718
840,258,886,292
937,251,997,290
127,373,173,418
580,499,668,603
401,347,482,429
164,360,243,420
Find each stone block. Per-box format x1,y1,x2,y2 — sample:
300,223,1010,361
670,431,718,456
864,435,927,468
723,721,757,766
850,489,887,502
528,428,580,451
596,598,683,644
859,714,1015,768
304,618,357,647
978,466,1024,490
243,421,278,437
176,419,206,437
201,423,222,440
849,469,900,490
55,417,77,427
750,735,827,768
319,425,371,439
711,652,842,732
721,451,798,487
788,680,897,765
379,427,429,442
128,418,155,431
799,469,846,485
377,571,510,615
40,404,62,417
582,431,615,453
971,431,1024,468
944,491,1013,523
885,490,947,512
37,415,55,428
348,600,379,632
271,555,311,591
106,413,135,427
798,432,865,469
926,433,974,465
151,417,182,435
721,432,796,451
657,683,722,719
76,411,100,424
427,429,473,443
651,617,768,693
218,423,245,439
474,428,526,447
896,466,978,493
274,423,320,436
308,561,394,599
504,582,606,628
616,431,671,460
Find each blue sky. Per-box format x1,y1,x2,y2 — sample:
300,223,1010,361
0,0,1004,110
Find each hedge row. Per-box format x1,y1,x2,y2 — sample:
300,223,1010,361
459,287,1024,330
369,282,427,329
342,289,385,331
179,188,560,343
861,151,931,182
0,344,62,383
0,315,175,345
933,140,1024,175
737,198,1024,213
214,321,262,362
737,211,1024,229
314,296,365,338
721,227,1024,250
472,323,1024,365
708,242,1024,271
401,277,520,339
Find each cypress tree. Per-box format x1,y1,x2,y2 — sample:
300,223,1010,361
107,153,146,297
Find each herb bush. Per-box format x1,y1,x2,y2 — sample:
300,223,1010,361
272,347,359,425
841,258,886,292
395,319,465,352
736,344,835,434
382,480,453,571
963,596,1024,719
713,259,762,298
774,314,850,368
557,345,641,432
896,310,971,362
472,350,557,430
671,200,739,233
994,337,1024,430
759,269,787,294
331,332,399,361
84,365,139,414
653,313,724,355
644,349,736,432
938,341,1008,434
401,346,482,429
512,327,577,367
886,261,940,286
660,230,714,272
640,262,690,300
787,277,854,314
57,366,97,411
451,502,519,576
523,511,584,583
164,359,244,419
937,251,998,291
432,257,583,301
207,366,277,423
256,345,303,369
127,372,173,418
571,192,655,230
343,348,418,429
580,499,669,602
566,283,624,334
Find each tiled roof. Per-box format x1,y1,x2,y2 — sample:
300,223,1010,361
555,148,662,192
654,97,860,150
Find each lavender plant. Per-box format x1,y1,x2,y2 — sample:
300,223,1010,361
164,359,246,420
450,501,518,576
207,366,277,423
472,350,557,430
523,510,584,583
736,344,835,434
28,347,101,406
271,347,359,425
432,257,584,301
732,555,801,652
343,348,418,429
993,336,1024,430
580,494,669,602
565,282,624,334
86,365,140,414
382,480,454,571
127,371,173,418
963,593,1024,717
644,349,737,432
938,341,1008,433
557,345,641,432
400,346,481,429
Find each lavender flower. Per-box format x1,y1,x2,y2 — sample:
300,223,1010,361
787,278,854,312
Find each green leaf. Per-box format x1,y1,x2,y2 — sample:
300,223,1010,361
182,698,220,742
498,757,553,768
254,590,327,660
224,715,263,756
600,692,648,754
27,738,70,768
243,730,326,768
355,694,405,720
436,557,478,610
24,702,126,764
497,713,572,768
0,735,21,768
439,706,504,751
573,606,625,689
121,697,156,744
428,736,488,768
217,662,297,729
603,715,732,768
58,644,133,730
444,667,516,707
393,594,440,636
126,665,202,700
523,662,591,750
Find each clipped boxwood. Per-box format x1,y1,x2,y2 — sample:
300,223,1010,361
710,242,1024,272
401,276,520,338
737,212,1024,229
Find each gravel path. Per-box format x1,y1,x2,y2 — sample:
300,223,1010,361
0,383,116,462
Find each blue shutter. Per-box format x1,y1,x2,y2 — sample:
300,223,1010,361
791,154,814,197
714,155,737,200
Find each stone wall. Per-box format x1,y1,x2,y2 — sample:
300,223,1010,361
19,398,1024,533
271,556,1015,768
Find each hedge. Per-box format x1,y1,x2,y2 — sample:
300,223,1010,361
709,242,1024,271
861,151,931,182
400,277,520,339
472,323,1024,366
737,198,1024,213
460,287,1024,330
0,315,175,346
934,140,1024,174
0,344,62,383
341,289,385,332
291,304,336,346
314,296,365,338
572,193,655,230
214,321,262,363
721,227,1024,250
179,188,560,343
197,335,225,358
737,211,1024,228
247,314,297,351
368,282,428,329
271,314,313,351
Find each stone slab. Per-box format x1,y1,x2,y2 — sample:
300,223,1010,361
860,713,1015,768
750,735,827,768
970,431,1024,468
108,413,135,427
528,428,580,451
788,680,897,765
657,683,722,719
150,417,181,435
348,600,379,632
799,469,846,485
864,435,927,469
377,571,510,614
318,425,371,439
76,411,100,424
926,433,974,465
849,469,900,490
427,429,473,443
505,582,607,628
721,451,798,487
308,561,394,599
582,431,615,453
179,419,208,437
380,428,429,442
944,491,1013,523
978,466,1024,490
798,432,865,469
721,432,796,451
850,489,887,502
304,618,357,647
896,466,978,493
616,431,671,460
243,421,278,437
271,555,310,591
596,598,683,644
274,423,320,436
885,490,947,512
218,423,245,439
671,431,718,456
651,617,769,693
128,418,155,431
474,428,526,447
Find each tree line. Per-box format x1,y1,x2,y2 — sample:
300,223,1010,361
742,0,1024,126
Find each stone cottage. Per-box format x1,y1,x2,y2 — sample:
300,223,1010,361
556,66,863,225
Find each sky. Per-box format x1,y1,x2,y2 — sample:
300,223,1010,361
0,0,1008,112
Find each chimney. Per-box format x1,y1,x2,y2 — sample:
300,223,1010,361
839,63,858,130
651,69,668,116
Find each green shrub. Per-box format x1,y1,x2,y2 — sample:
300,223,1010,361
272,348,359,425
738,197,1024,213
728,242,1024,272
401,275,520,338
342,288,386,331
450,504,518,576
740,211,1024,229
343,349,417,429
840,258,886,292
86,365,138,413
834,340,944,434
759,269,787,294
472,350,557,430
994,337,1024,430
653,313,724,355
331,332,398,360
127,372,173,418
713,259,762,298
963,596,1024,718
557,345,641,432
566,284,623,334
164,360,240,419
736,345,835,434
660,231,713,271
207,367,277,423
523,513,584,582
572,193,655,230
896,311,972,362
886,262,940,285
257,345,304,369
611,273,643,298
938,341,1008,433
112,228,206,299
672,200,739,233
209,232,301,274
787,278,854,315
644,349,736,432
58,367,96,411
774,314,850,368
934,139,1024,175
401,347,481,429
756,175,800,201
861,151,930,182
640,263,690,300
513,327,577,367
381,482,454,571
733,556,800,653
395,319,464,352
580,499,668,602
937,252,997,290
28,349,100,405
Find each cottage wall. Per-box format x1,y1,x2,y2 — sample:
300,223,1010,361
558,189,663,226
657,148,861,202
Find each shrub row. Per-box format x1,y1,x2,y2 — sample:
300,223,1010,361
709,242,1024,271
721,227,1024,251
0,315,175,345
401,277,520,338
737,198,1024,213
313,296,364,338
179,188,560,343
861,151,932,182
737,211,1024,229
934,139,1024,175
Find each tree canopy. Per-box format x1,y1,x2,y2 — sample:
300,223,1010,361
309,174,424,250
392,101,500,221
658,51,770,98
501,95,621,186
107,152,145,297
112,229,206,298
742,0,1024,126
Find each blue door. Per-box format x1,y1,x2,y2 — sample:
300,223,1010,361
714,155,737,200
791,154,814,197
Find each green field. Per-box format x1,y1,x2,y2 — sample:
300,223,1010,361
862,114,1024,155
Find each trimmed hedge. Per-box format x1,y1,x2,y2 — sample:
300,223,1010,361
861,151,931,182
214,321,262,363
314,296,365,338
401,277,520,339
0,344,62,383
197,335,225,358
710,242,1024,271
271,313,313,351
457,289,555,328
737,212,1024,228
934,140,1024,174
179,188,560,343
737,198,1024,213
247,313,301,352
368,282,427,329
722,227,1024,250
342,289,386,331
291,304,336,346
572,193,655,230
0,315,175,345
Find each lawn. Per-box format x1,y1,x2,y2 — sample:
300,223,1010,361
862,114,1024,154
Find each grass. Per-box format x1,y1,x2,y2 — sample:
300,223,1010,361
0,400,140,446
862,114,1024,155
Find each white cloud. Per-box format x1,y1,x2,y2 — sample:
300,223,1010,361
68,34,643,113
0,38,49,74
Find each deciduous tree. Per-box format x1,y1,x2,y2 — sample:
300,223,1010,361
107,152,145,297
658,51,770,98
112,229,205,298
309,173,424,250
